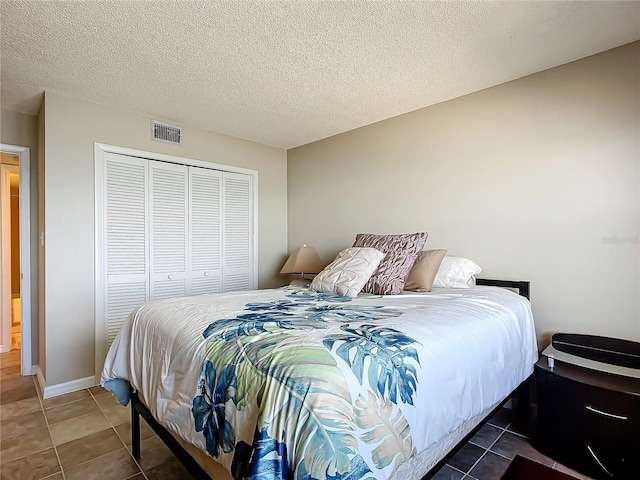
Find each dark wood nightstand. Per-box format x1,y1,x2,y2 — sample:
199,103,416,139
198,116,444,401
535,334,640,480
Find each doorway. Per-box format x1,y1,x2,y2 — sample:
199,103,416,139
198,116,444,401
0,144,32,378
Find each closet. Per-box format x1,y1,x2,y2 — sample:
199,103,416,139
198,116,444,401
95,149,256,353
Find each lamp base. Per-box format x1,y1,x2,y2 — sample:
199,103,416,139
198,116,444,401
290,278,312,286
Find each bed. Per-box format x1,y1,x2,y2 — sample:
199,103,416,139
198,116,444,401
101,279,538,480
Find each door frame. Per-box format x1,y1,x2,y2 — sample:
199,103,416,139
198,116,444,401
0,144,32,374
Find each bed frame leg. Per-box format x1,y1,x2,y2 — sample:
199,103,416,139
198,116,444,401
127,391,213,479
131,392,141,460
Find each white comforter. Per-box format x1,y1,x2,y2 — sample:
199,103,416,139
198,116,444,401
102,286,538,480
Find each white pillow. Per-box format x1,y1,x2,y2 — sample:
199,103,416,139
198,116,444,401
432,256,482,289
310,247,385,298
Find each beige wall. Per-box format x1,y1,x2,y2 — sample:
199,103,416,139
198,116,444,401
42,92,288,386
288,42,640,346
0,109,39,367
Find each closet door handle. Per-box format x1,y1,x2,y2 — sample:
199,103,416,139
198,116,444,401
168,274,175,279
204,272,209,277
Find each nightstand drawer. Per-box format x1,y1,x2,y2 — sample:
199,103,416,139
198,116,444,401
580,389,637,479
536,361,640,480
581,386,639,422
580,443,633,479
577,382,639,443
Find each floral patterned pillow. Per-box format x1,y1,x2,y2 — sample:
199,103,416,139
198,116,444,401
352,232,428,295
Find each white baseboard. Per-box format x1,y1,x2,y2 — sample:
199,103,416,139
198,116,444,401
34,366,98,399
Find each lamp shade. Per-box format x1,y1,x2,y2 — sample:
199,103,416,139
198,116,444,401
280,245,325,275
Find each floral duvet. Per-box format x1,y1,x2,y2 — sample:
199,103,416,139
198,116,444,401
102,286,538,480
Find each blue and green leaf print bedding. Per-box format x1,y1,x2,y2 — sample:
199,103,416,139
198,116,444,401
193,290,416,479
102,286,538,480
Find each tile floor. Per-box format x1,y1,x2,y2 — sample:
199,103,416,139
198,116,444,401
1,350,594,480
0,351,192,480
431,407,594,480
0,349,21,381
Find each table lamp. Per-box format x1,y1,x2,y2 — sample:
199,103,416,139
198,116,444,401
280,245,325,285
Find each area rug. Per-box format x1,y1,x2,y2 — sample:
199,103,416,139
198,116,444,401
501,455,579,480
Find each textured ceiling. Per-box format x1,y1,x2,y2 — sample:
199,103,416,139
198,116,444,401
1,1,639,149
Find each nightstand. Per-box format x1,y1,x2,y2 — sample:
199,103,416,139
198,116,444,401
535,334,640,480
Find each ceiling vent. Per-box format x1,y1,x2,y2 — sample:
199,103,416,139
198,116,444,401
151,120,183,145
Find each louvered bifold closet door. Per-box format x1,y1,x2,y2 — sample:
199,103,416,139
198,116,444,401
222,172,253,291
189,167,223,295
149,162,189,300
104,153,149,347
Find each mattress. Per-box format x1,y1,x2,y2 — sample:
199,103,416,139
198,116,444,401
102,285,538,480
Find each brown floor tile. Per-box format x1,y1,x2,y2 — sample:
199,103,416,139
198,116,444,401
0,376,37,404
41,474,62,480
469,451,511,479
137,436,175,472
102,404,131,427
0,397,41,422
0,411,47,439
487,407,514,429
449,442,485,473
0,425,53,463
56,428,126,470
41,389,90,409
490,431,554,468
127,475,145,479
49,411,111,446
89,386,109,396
115,419,156,446
432,464,465,480
0,447,60,479
64,447,141,480
44,397,100,425
93,391,120,409
470,424,503,449
144,455,194,479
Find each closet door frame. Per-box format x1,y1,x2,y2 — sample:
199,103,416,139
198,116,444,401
94,143,258,382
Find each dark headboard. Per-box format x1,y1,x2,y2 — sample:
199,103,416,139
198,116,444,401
475,279,530,300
